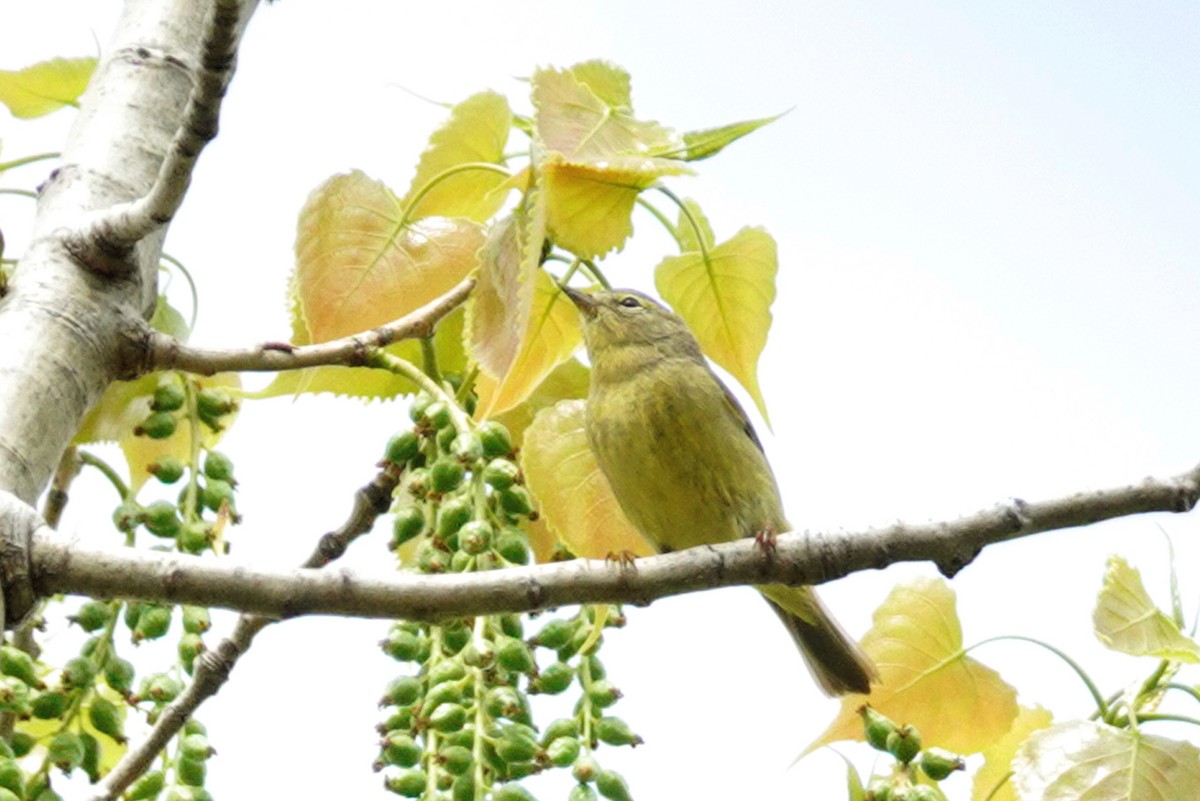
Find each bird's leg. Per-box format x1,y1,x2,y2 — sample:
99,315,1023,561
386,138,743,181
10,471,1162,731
604,550,639,572
753,525,779,554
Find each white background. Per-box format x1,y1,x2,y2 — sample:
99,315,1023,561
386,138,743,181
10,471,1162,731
3,2,1200,799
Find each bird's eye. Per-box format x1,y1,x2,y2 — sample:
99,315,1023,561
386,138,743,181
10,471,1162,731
618,296,642,309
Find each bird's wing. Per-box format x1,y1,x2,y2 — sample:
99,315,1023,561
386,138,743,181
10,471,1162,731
717,372,765,454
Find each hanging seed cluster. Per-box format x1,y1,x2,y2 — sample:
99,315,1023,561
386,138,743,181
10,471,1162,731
858,706,965,801
377,392,641,801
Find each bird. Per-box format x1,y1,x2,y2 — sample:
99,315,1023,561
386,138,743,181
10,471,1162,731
563,285,875,696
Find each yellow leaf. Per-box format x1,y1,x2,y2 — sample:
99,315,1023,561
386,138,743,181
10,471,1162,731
521,400,652,560
543,154,691,259
1094,554,1200,662
1014,720,1200,801
118,374,241,491
465,205,544,378
531,63,677,161
293,170,484,342
972,705,1054,801
256,308,466,401
479,269,582,416
399,91,513,222
807,577,1017,756
491,358,591,447
655,224,777,422
0,57,95,118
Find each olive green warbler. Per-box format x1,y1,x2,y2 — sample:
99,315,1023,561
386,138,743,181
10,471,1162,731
564,286,875,696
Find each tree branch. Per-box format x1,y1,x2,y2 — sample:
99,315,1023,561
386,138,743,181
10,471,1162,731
88,468,398,801
144,277,475,376
32,461,1200,621
64,0,254,273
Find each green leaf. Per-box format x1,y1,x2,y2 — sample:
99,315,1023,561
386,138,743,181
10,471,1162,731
665,112,784,162
1014,720,1200,801
399,91,513,222
655,222,778,422
1094,554,1200,662
0,57,95,118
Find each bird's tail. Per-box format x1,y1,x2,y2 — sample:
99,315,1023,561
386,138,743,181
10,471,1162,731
760,585,876,697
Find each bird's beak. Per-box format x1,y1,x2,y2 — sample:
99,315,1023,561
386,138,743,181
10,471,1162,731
562,285,598,318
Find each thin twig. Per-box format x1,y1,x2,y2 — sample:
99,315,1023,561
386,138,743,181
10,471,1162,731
86,469,398,801
145,277,475,376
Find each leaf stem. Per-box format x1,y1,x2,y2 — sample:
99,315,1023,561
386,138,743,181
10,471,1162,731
655,185,710,265
969,635,1109,718
0,152,58,172
368,350,471,435
634,196,677,242
160,253,200,333
78,451,131,501
398,162,510,229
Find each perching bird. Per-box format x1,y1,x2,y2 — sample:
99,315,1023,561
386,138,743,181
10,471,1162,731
563,286,875,696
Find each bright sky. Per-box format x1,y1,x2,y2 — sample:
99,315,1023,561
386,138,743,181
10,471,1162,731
3,2,1200,799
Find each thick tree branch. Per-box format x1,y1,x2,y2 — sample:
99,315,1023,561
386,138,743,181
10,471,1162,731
143,277,475,375
89,469,398,801
31,461,1200,621
64,0,252,273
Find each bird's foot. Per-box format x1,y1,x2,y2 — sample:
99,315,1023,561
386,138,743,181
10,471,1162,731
753,526,778,554
605,550,639,572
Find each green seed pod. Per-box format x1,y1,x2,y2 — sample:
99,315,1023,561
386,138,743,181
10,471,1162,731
481,458,520,490
0,789,17,801
860,705,898,752
0,646,40,688
424,401,453,431
183,718,207,737
88,696,125,742
177,522,211,554
386,768,428,798
195,389,236,420
886,724,922,764
128,769,166,800
182,606,211,635
449,550,472,572
532,618,577,650
436,424,457,453
428,659,467,687
436,496,473,540
179,632,205,673
541,718,579,746
595,717,642,747
910,786,945,801
439,744,474,776
586,680,621,709
450,774,475,801
458,520,493,555
140,673,183,704
498,614,524,639
391,507,426,549
919,747,965,781
496,636,535,674
383,629,426,662
498,486,535,517
403,467,431,498
181,733,212,761
422,681,463,714
200,479,235,513
428,703,468,733
0,759,23,798
409,393,434,424
0,678,27,715
417,543,450,573
484,686,524,720
381,706,415,733
493,784,537,801
430,458,466,494
61,656,96,690
133,605,173,642
477,421,513,459
382,732,422,768
71,600,114,633
149,457,186,484
888,786,917,801
532,661,573,695
440,622,471,654
450,432,483,464
568,784,599,801
203,450,235,483
83,732,102,780
176,755,206,786
494,727,540,764
142,501,182,539
136,411,177,440
595,769,633,801
572,753,599,784
151,383,186,413
383,677,422,707
104,657,136,695
385,430,422,465
8,732,34,758
112,500,142,533
495,529,530,566
865,778,892,801
545,736,581,767
48,731,84,771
